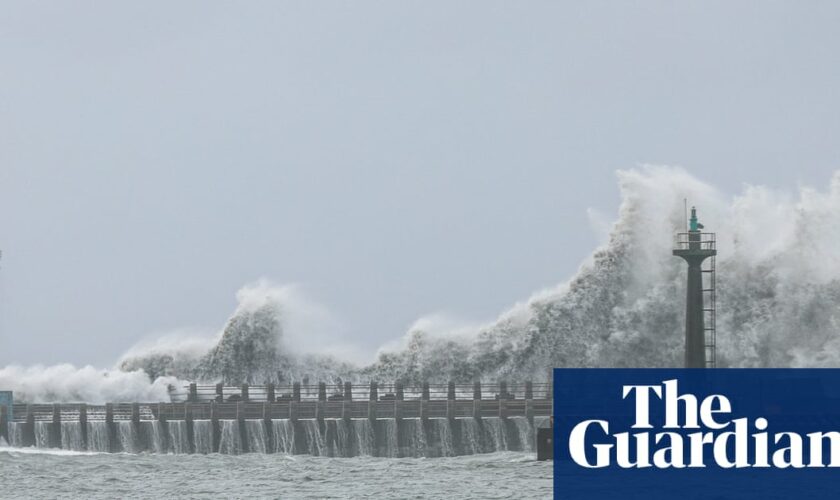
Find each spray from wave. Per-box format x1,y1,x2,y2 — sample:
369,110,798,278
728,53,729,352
0,365,177,403
7,166,840,401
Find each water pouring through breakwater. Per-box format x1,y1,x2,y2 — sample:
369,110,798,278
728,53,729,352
192,420,213,454
4,417,543,456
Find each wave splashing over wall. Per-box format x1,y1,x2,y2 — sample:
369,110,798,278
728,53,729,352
119,282,357,386
365,167,840,381
9,167,840,401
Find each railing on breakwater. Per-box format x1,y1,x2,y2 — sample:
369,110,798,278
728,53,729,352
0,381,553,455
173,381,552,403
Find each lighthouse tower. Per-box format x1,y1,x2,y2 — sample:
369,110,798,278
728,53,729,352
673,207,717,368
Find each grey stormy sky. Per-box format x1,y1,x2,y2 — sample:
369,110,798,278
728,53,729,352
1,1,840,366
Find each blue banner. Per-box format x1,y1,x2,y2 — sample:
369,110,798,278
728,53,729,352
554,369,840,499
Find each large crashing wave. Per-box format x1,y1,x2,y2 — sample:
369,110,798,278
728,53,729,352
9,166,840,401
375,167,840,379
367,166,840,379
126,166,840,385
119,283,359,387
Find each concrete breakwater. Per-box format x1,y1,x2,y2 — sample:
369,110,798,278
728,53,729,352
4,417,547,457
0,382,552,456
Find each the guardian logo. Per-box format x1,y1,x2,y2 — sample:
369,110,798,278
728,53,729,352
567,378,840,469
555,369,840,499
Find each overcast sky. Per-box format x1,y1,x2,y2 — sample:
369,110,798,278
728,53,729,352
1,1,839,367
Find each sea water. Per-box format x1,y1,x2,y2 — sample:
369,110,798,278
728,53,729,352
0,448,551,499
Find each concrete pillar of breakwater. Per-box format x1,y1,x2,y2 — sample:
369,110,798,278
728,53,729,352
24,405,35,447
394,382,404,422
216,383,224,402
318,382,327,402
344,382,352,401
536,427,553,461
52,403,62,448
290,400,298,423
420,382,430,421
473,381,481,400
236,401,248,453
293,382,301,402
157,403,169,453
241,384,249,402
105,403,116,453
79,404,88,450
525,399,534,427
185,402,195,454
447,382,456,401
130,403,140,450
266,383,276,402
527,384,536,445
210,401,220,452
368,382,378,421
263,402,274,453
315,400,324,425
131,403,140,426
188,383,197,402
0,405,7,444
341,400,349,421
499,381,508,419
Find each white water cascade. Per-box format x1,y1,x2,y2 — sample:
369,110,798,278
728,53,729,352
34,421,51,448
459,418,481,455
401,419,427,458
117,421,137,453
381,419,398,458
430,419,454,457
218,420,241,455
167,420,189,454
60,421,84,451
511,418,533,452
244,420,267,454
142,420,165,454
300,419,325,456
87,421,110,452
483,418,508,452
192,420,213,454
352,419,374,456
7,422,24,448
272,419,295,454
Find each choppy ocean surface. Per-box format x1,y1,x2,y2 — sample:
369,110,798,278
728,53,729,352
0,447,551,499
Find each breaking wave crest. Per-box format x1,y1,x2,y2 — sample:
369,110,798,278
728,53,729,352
8,166,840,401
